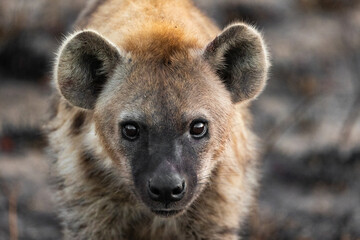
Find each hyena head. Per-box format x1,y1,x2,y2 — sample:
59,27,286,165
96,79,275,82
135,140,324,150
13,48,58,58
55,23,269,217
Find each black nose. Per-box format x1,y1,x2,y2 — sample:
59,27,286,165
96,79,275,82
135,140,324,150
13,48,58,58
148,174,186,203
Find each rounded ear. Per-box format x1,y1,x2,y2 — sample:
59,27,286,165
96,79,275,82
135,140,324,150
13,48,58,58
55,30,121,109
203,23,270,103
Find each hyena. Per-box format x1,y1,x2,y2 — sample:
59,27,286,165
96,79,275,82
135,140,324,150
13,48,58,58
46,0,269,239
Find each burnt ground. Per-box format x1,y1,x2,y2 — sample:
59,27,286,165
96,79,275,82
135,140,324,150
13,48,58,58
0,0,359,239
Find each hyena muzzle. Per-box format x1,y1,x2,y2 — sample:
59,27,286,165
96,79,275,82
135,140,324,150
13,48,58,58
46,0,269,239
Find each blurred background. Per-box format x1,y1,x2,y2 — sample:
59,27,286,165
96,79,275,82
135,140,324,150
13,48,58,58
0,0,359,239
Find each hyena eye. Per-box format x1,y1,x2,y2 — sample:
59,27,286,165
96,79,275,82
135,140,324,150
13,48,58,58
121,123,140,140
190,120,208,139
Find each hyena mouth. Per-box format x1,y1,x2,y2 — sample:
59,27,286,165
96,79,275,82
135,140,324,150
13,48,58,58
151,209,184,217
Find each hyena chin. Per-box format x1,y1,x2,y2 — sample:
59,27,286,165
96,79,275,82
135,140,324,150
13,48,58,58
47,0,269,239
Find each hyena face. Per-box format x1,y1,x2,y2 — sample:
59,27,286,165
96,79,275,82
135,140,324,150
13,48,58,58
94,60,233,216
55,24,268,217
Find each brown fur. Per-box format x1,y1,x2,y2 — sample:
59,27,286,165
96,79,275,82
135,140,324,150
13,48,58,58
47,0,269,239
74,0,109,28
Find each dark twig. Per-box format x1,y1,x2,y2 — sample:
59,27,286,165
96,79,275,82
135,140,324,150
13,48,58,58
338,20,360,147
9,185,19,240
339,93,360,146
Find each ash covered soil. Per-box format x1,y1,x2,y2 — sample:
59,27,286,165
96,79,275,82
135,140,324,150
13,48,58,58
0,0,359,239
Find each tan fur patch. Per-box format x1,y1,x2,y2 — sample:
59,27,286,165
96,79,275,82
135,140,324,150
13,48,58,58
122,21,200,62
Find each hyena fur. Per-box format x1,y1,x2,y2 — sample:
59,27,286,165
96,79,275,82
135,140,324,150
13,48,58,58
46,0,270,239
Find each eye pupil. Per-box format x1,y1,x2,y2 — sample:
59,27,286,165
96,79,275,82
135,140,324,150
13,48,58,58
122,124,139,140
190,121,207,138
192,123,204,135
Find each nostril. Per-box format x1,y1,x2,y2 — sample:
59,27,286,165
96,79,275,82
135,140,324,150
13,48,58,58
171,181,185,196
150,185,160,196
148,180,161,200
172,186,182,195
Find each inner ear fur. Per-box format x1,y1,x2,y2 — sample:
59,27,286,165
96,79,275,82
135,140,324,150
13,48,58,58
55,30,121,109
204,23,269,103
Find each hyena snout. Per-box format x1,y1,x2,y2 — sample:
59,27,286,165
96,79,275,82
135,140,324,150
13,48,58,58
147,173,186,203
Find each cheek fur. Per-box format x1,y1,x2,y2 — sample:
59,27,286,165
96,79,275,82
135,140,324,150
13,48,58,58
94,112,136,183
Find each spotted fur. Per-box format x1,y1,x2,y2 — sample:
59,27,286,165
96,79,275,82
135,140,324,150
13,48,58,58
46,0,269,239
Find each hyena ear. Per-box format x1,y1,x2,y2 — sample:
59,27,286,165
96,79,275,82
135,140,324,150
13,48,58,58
203,23,269,103
55,30,121,109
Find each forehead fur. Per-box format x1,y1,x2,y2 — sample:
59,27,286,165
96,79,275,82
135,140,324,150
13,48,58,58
96,59,233,134
122,21,201,62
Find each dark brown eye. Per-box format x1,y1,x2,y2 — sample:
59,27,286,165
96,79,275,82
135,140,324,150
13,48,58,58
190,120,208,139
122,123,139,140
